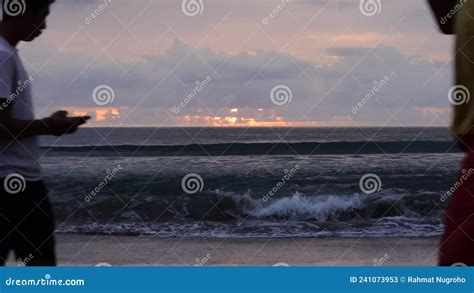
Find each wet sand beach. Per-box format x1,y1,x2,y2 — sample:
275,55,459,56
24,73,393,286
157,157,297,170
43,235,439,266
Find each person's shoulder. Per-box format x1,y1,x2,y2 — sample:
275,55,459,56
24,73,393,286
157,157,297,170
0,49,16,67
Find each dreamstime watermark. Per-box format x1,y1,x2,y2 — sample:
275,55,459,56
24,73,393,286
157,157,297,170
262,165,300,202
17,253,34,267
84,165,123,203
3,0,26,17
84,0,112,25
3,173,26,195
181,173,204,194
439,0,467,26
182,0,204,17
270,85,293,106
440,168,474,203
359,173,382,195
0,76,34,111
352,76,389,114
359,0,382,17
262,0,289,25
373,253,390,267
172,76,212,114
5,274,85,287
194,253,212,267
273,262,290,267
93,84,115,106
448,85,470,106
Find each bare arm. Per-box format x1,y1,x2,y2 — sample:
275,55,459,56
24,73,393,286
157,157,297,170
0,52,89,139
0,103,89,139
0,97,48,139
0,117,50,139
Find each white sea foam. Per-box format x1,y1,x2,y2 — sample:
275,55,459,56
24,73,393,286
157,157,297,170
250,193,367,220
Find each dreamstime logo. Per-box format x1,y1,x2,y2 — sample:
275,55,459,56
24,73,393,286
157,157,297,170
194,253,212,267
439,0,467,25
3,0,26,17
172,76,212,114
262,0,289,25
3,173,26,195
451,262,467,267
84,165,123,203
0,76,34,111
448,85,470,106
359,173,382,195
181,173,204,194
17,253,34,267
263,164,300,202
93,85,115,106
373,253,390,267
5,274,85,287
359,0,382,17
182,0,204,16
270,85,293,106
352,76,389,114
273,262,290,267
440,168,474,203
85,0,112,25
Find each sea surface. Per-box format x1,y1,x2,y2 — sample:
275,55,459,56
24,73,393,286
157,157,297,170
39,127,462,238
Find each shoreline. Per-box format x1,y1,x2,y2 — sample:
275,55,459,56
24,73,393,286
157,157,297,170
33,234,440,266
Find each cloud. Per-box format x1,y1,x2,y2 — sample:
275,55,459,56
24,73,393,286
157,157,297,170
23,39,451,127
15,0,453,127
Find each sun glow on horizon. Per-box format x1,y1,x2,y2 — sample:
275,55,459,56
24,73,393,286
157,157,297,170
176,115,355,127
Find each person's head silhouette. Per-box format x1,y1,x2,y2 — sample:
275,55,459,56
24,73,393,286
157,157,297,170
1,0,55,43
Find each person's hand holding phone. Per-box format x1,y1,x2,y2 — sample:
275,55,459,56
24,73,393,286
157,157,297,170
42,110,91,136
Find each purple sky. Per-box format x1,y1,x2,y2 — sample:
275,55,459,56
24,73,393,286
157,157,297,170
17,0,454,127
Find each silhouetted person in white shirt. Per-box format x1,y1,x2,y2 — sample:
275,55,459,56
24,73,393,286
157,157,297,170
0,0,89,266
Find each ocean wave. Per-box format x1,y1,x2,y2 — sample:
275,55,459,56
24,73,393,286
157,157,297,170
57,220,444,238
250,193,366,220
41,140,461,157
217,191,443,221
56,191,442,227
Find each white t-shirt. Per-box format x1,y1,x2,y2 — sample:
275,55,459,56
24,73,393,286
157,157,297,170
0,37,42,181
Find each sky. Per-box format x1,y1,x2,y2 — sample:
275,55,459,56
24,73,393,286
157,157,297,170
16,0,454,127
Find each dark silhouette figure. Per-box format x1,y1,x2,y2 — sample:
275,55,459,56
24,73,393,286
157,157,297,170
0,0,89,266
430,0,474,266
